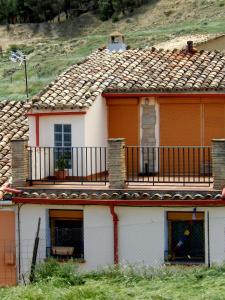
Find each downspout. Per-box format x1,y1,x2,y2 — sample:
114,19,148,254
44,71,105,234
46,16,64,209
207,210,210,267
222,188,225,199
17,203,24,280
35,115,40,147
110,206,119,265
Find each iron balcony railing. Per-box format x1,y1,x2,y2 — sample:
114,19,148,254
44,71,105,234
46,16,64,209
27,146,108,185
125,146,212,186
27,145,213,186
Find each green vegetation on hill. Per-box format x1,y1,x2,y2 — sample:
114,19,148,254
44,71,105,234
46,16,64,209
0,0,225,101
0,0,148,24
2,260,225,299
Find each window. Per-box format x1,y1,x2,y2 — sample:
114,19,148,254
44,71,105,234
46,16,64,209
166,212,205,263
54,124,71,147
48,210,84,260
54,124,72,169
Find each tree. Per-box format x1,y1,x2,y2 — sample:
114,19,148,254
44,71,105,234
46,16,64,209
98,0,114,20
0,0,18,25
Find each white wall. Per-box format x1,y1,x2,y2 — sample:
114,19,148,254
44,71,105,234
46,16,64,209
17,204,114,276
28,116,36,146
85,95,108,147
28,114,85,147
40,115,85,147
84,95,108,175
118,207,164,266
84,206,113,269
16,204,84,277
28,95,107,148
16,204,225,278
208,208,225,264
28,115,86,178
27,96,108,179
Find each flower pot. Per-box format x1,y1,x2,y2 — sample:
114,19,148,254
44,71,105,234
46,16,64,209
54,170,68,180
52,246,74,256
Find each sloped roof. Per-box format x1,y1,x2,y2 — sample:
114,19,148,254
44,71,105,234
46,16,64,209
32,48,225,110
0,100,30,185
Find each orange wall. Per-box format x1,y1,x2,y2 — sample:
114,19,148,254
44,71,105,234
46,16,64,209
0,211,16,286
204,102,225,145
107,98,139,145
106,95,225,147
159,97,225,146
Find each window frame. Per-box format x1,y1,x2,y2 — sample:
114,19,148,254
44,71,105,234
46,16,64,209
166,211,205,264
54,124,72,170
48,210,84,260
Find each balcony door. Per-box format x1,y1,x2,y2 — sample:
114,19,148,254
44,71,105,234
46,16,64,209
54,124,72,171
107,98,139,175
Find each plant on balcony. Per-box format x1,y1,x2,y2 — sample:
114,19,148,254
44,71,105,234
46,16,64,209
54,154,69,180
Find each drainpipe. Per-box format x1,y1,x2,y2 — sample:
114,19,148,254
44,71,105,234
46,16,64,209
110,206,119,265
17,203,24,280
222,188,225,199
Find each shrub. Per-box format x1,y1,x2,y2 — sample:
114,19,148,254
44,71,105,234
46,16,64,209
8,44,34,55
112,14,119,22
34,258,85,286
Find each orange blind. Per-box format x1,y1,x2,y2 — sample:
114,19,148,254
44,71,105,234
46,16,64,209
167,212,204,221
49,210,83,219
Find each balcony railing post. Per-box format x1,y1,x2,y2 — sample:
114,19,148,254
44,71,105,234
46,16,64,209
212,139,225,190
108,138,126,189
11,139,28,187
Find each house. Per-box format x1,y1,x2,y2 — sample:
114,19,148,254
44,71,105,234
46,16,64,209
0,38,225,286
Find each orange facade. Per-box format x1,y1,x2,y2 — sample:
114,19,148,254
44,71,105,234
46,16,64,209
107,98,139,145
107,96,225,147
107,98,140,173
106,95,225,176
159,97,225,146
0,211,16,286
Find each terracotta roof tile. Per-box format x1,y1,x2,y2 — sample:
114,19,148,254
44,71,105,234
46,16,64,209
18,190,222,200
32,48,225,110
0,100,30,185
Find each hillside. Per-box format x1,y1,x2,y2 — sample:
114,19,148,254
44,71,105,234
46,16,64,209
0,0,225,101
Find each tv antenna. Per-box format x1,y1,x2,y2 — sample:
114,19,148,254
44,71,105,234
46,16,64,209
10,50,29,99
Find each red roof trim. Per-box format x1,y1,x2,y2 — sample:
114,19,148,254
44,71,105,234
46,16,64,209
27,111,86,117
102,93,225,98
13,197,225,207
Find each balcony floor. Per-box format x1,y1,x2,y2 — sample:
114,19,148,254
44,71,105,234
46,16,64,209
25,177,214,192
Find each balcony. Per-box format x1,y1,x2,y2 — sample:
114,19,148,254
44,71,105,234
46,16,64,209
27,145,213,188
27,146,108,185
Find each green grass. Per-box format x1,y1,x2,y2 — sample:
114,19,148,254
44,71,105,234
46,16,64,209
2,262,225,299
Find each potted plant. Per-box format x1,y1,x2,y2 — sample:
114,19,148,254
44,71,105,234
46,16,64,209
54,154,69,180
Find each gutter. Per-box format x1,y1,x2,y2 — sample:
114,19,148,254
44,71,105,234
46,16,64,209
12,198,225,207
110,206,119,264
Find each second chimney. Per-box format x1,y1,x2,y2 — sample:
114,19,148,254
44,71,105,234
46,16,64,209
187,41,194,54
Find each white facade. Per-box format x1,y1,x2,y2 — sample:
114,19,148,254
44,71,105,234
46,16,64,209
28,95,107,148
16,204,225,277
28,95,108,180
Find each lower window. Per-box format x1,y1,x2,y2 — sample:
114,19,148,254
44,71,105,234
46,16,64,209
166,212,205,263
48,210,84,260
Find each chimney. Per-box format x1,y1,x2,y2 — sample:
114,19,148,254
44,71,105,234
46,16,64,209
107,32,127,52
186,41,196,54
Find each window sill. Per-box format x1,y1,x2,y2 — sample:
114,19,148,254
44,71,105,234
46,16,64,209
46,257,86,263
164,261,205,266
